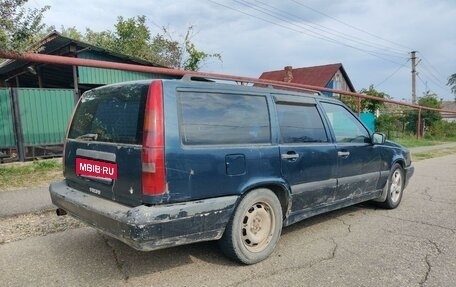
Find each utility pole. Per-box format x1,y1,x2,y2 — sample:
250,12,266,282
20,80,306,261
411,51,417,104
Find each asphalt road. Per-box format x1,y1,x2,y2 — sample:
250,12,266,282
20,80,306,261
0,187,53,218
1,154,455,287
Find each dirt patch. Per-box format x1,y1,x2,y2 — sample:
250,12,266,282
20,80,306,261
0,210,85,244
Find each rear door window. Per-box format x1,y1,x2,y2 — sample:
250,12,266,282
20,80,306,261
179,92,271,145
68,83,149,144
276,103,328,143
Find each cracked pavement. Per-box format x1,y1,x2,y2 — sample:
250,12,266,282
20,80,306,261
1,154,455,286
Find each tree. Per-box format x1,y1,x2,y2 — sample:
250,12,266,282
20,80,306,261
376,113,401,138
149,33,181,67
113,16,152,60
0,3,220,71
60,18,221,71
359,85,390,113
341,84,389,113
405,91,442,134
418,91,442,125
60,26,83,41
181,26,221,71
153,25,221,71
447,73,456,98
0,0,49,52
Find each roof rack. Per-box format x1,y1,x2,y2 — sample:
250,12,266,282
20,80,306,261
181,73,320,95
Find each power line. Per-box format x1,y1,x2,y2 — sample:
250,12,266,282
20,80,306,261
290,0,412,53
416,73,448,100
420,60,447,86
416,67,452,100
206,0,322,36
253,0,406,58
419,53,447,79
209,0,408,66
375,59,410,87
418,68,450,92
416,73,429,91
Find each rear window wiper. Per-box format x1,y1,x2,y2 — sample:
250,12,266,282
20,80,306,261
75,133,98,141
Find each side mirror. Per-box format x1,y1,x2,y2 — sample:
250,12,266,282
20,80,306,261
372,132,386,145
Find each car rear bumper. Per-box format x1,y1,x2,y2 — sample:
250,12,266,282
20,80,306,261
49,180,237,251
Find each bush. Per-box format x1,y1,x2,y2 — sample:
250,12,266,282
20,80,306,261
376,114,404,138
425,120,456,139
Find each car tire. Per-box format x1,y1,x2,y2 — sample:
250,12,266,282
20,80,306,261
219,188,283,264
378,163,405,209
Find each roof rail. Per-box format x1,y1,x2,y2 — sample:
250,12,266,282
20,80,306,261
181,73,320,95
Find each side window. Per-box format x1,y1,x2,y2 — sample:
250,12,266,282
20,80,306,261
276,103,328,143
179,92,270,145
321,102,370,143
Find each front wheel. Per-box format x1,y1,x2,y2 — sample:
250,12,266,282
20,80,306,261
378,163,405,209
219,188,283,264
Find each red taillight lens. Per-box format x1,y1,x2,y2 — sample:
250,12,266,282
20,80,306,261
142,80,166,196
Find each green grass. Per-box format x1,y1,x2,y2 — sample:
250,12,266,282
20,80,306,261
412,153,434,161
390,136,446,148
0,159,61,175
0,159,63,191
412,146,456,161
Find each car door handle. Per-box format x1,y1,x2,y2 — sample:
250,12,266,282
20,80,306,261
338,151,350,158
281,153,300,160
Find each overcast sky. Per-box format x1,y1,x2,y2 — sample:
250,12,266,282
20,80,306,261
27,0,456,101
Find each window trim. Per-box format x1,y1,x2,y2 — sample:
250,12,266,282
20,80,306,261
273,95,317,106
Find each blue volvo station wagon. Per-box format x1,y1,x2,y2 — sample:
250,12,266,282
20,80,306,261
50,77,414,264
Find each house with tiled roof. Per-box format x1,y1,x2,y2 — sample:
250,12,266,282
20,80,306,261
441,101,456,122
258,63,379,131
258,63,355,97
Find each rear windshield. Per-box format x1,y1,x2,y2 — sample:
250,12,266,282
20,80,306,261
68,83,149,144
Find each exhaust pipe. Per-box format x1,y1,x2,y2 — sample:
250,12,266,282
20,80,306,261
56,208,67,216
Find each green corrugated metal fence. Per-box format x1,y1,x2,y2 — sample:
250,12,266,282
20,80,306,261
78,51,174,85
78,66,159,84
0,88,15,148
17,88,74,145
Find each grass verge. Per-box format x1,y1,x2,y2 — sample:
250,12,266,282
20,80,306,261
412,147,456,161
0,159,63,192
391,136,445,148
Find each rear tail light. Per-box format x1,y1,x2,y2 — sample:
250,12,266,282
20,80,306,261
142,80,166,196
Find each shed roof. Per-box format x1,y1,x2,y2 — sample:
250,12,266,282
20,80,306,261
259,63,355,92
441,101,456,111
0,31,166,89
441,101,456,118
0,31,163,75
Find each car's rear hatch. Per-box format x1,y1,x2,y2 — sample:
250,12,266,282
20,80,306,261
64,82,150,207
